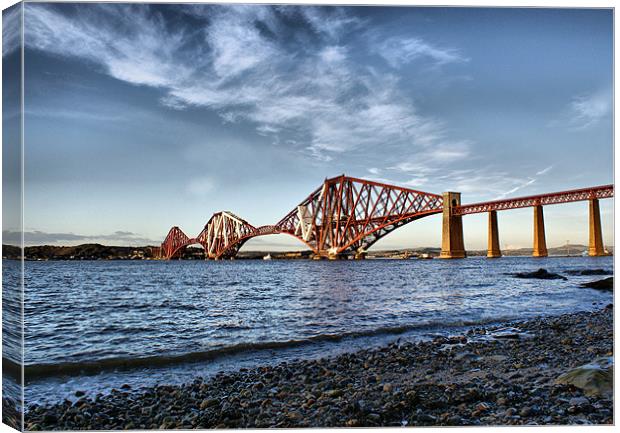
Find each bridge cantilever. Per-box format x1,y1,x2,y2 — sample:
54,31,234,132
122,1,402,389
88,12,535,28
159,177,612,260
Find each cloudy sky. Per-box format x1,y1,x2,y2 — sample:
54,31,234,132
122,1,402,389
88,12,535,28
2,3,614,250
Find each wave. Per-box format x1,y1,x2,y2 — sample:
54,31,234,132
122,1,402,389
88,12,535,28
15,315,521,380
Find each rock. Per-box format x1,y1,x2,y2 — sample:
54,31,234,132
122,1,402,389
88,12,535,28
475,402,490,412
490,327,527,340
286,411,303,421
580,277,613,292
42,413,58,424
519,406,533,417
417,413,436,423
569,396,590,407
199,399,219,410
504,407,517,416
513,268,567,280
566,269,612,276
555,357,613,398
382,383,393,393
120,384,131,390
454,351,480,362
74,390,85,397
486,355,508,362
323,389,343,398
345,419,360,427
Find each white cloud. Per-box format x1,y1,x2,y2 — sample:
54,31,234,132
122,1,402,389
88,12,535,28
373,36,468,68
550,89,611,130
25,4,194,88
495,165,554,199
297,6,364,40
4,229,158,246
569,90,611,129
428,141,471,161
535,165,553,176
496,177,536,198
24,3,471,165
2,5,21,57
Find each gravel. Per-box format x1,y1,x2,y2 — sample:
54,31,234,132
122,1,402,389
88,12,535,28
24,305,614,429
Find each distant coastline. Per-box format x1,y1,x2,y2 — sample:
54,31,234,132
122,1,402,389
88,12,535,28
1,243,613,261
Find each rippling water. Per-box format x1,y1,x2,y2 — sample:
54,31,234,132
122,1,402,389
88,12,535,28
4,256,613,406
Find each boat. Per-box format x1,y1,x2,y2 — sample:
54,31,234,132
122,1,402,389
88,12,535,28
263,254,272,260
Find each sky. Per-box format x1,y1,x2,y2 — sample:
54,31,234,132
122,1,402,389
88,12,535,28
1,3,614,250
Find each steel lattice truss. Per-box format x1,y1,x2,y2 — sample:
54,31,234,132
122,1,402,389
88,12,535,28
195,211,278,259
159,176,613,259
159,175,443,259
454,184,614,216
275,175,444,257
160,226,195,259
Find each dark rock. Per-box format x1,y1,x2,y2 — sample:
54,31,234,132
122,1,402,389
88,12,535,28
42,413,58,424
566,269,612,276
512,268,567,280
580,277,613,292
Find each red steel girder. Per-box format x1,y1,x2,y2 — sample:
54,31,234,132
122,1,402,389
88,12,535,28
160,177,613,260
160,226,195,259
454,184,614,216
160,175,443,259
275,175,443,257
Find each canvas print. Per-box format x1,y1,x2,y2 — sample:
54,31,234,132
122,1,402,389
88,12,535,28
1,1,614,430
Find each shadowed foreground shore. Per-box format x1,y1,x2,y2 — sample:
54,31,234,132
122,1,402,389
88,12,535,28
25,306,613,429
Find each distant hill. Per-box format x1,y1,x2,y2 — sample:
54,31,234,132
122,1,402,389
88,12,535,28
1,243,612,261
2,244,161,260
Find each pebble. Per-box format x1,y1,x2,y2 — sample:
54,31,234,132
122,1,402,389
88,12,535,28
21,306,613,429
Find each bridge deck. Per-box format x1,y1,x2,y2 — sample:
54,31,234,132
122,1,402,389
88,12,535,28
454,184,613,215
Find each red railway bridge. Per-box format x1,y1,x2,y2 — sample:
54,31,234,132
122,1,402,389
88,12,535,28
159,175,613,260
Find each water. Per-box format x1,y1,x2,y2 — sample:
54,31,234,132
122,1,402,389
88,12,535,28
3,256,613,407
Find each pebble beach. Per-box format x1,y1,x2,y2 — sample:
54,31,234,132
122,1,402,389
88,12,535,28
24,304,613,429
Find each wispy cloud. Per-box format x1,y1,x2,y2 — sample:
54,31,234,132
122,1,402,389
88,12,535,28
296,6,364,40
495,165,553,199
24,3,471,165
2,5,21,57
3,230,157,246
569,90,611,129
496,177,537,199
372,36,468,68
550,89,611,130
535,165,553,176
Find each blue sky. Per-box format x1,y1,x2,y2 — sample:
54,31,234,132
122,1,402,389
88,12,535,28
2,3,614,250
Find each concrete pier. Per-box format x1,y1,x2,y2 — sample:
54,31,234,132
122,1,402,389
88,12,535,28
532,204,548,257
439,192,466,259
354,250,367,260
487,210,502,258
588,198,605,256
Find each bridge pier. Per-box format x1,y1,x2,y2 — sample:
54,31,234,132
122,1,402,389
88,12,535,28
487,210,502,258
439,192,466,259
532,204,548,257
588,198,605,256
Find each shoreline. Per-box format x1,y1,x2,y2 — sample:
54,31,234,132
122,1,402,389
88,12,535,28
24,305,613,429
4,243,612,260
